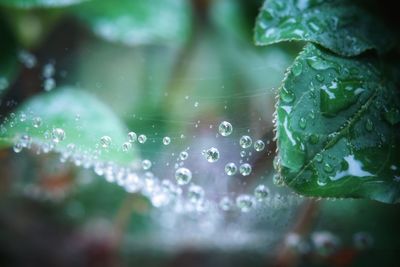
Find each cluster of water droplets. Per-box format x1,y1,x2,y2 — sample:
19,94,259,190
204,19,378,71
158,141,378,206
1,109,305,214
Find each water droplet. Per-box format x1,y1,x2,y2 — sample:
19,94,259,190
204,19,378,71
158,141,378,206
128,132,137,142
188,184,204,203
273,173,285,186
219,196,233,211
254,140,265,152
315,153,323,163
312,231,340,256
202,147,219,162
291,62,303,76
320,79,364,116
254,184,269,201
162,136,171,145
44,78,56,91
298,117,307,129
236,194,255,212
142,159,152,170
239,163,252,176
225,162,238,176
122,142,131,152
52,128,65,143
218,121,233,136
365,118,373,132
32,117,42,128
19,113,27,122
175,167,192,185
13,142,23,153
306,56,332,70
100,136,112,148
240,151,246,157
179,151,189,161
239,135,252,148
323,163,333,173
138,134,147,144
42,63,55,78
281,86,295,103
316,74,325,82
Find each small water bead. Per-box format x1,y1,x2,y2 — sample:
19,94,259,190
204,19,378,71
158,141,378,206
298,117,307,129
175,167,192,185
240,151,246,157
239,135,252,149
314,153,323,163
254,140,265,152
254,184,270,201
236,194,255,213
365,118,373,132
311,231,340,256
19,113,27,122
218,121,233,136
13,142,23,153
20,135,32,148
323,163,333,173
203,147,219,163
280,86,295,103
44,78,56,92
188,184,204,204
138,134,147,144
52,128,65,143
142,159,152,170
122,142,132,152
239,163,252,176
219,196,233,211
100,136,112,148
291,61,303,76
162,136,171,145
273,173,285,187
42,63,55,78
32,117,42,128
179,151,189,161
225,162,238,176
128,132,137,142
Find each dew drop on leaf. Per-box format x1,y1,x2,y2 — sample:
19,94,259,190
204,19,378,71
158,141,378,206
188,184,204,204
128,131,137,142
254,184,270,201
142,159,152,170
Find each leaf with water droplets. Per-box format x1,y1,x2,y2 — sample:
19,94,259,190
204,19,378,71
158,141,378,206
0,0,88,8
0,87,138,165
254,0,396,56
72,0,192,46
275,43,400,203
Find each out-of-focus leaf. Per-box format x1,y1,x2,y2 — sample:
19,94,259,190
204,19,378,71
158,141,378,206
72,0,192,46
0,0,87,8
0,21,19,94
0,87,138,165
275,43,400,203
254,0,395,56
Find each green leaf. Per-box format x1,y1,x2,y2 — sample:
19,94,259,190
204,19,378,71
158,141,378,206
0,0,87,8
0,21,19,94
254,0,395,56
275,43,400,203
0,87,138,165
72,0,192,46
